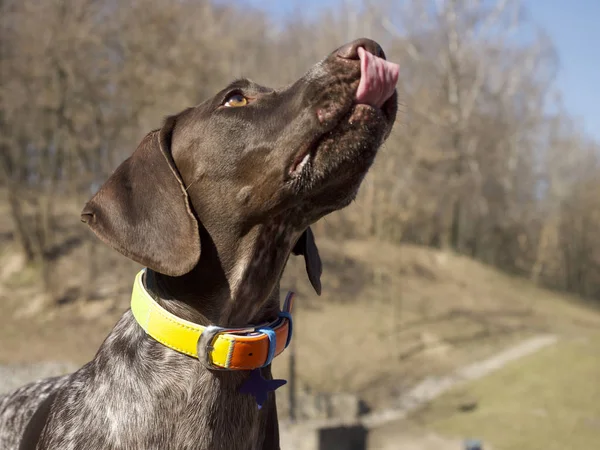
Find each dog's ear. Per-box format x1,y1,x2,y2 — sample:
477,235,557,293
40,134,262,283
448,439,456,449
81,115,201,276
292,227,322,295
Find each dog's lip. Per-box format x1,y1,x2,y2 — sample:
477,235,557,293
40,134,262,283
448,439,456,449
290,150,309,175
287,111,352,177
287,97,394,179
288,134,322,176
375,93,397,122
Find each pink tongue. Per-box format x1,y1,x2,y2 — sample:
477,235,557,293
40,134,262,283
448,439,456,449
355,47,399,108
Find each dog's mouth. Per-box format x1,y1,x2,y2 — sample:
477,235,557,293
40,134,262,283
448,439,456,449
288,47,399,178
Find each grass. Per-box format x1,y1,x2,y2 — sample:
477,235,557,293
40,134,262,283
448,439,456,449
273,238,600,411
410,332,600,449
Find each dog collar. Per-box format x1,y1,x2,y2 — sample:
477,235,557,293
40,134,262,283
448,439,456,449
130,269,294,370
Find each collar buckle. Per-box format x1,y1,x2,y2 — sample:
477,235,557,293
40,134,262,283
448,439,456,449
196,325,256,370
196,292,294,371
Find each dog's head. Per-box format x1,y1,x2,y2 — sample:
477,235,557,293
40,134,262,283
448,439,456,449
82,38,399,296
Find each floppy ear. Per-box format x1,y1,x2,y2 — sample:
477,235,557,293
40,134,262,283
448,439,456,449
81,116,201,276
292,227,322,295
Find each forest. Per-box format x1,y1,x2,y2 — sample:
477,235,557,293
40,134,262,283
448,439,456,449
2,0,599,303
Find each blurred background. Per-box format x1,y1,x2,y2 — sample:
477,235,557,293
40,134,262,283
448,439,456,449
1,0,599,449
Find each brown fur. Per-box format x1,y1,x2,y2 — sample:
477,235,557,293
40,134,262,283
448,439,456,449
0,38,397,450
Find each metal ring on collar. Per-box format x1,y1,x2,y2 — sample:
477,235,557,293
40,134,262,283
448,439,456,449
196,325,255,370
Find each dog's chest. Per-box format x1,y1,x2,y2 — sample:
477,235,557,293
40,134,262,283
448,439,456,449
41,370,263,450
39,324,266,450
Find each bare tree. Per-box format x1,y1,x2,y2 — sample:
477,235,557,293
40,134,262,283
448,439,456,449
2,0,600,304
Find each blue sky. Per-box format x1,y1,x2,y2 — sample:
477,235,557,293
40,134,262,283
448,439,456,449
241,0,600,142
526,1,599,141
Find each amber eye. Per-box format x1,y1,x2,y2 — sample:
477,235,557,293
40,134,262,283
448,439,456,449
223,93,248,107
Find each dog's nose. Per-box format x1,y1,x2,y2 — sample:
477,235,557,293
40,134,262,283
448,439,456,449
336,38,386,60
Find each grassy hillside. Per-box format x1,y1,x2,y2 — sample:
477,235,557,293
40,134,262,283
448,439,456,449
408,332,600,449
275,238,600,407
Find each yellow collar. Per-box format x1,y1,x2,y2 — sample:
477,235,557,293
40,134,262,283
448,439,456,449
130,269,294,370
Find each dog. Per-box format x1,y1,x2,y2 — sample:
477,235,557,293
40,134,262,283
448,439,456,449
0,38,399,450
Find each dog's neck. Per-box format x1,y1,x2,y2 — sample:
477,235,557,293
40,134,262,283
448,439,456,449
147,219,298,328
90,223,289,449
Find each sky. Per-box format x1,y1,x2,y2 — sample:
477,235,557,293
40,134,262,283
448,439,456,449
525,1,600,141
241,0,600,142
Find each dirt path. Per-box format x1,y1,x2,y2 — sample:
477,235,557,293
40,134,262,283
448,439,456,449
362,334,558,428
280,335,558,449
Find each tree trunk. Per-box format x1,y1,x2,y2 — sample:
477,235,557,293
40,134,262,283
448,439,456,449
6,187,35,263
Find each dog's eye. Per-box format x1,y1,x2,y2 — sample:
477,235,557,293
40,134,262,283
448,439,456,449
223,93,248,107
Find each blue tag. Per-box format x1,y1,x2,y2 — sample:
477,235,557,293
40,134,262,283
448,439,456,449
239,368,287,409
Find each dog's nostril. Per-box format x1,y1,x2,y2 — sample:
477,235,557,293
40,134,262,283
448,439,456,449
336,38,386,60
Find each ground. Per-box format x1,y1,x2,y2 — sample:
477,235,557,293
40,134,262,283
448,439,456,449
409,332,600,450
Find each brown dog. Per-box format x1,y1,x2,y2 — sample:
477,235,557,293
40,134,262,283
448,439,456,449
0,38,398,450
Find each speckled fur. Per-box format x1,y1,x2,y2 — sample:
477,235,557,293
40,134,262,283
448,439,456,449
0,376,68,449
0,309,277,450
